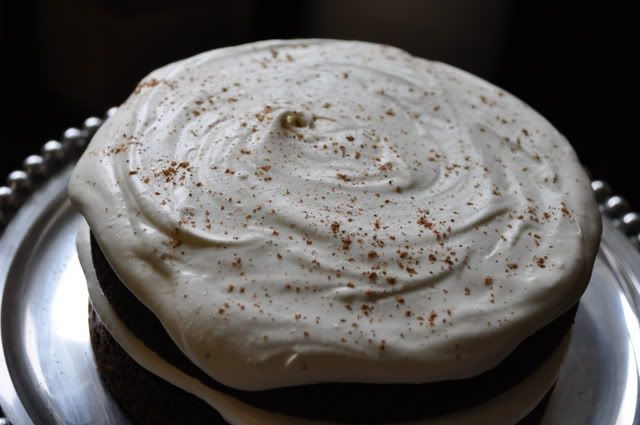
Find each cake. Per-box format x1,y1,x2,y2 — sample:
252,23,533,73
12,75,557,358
69,39,602,424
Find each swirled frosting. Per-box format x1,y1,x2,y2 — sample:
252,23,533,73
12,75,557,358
69,39,601,390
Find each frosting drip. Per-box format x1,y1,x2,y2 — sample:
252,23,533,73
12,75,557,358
69,40,600,390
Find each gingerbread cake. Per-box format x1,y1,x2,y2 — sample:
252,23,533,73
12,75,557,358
69,39,602,424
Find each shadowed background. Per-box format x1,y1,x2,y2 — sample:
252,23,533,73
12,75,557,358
1,1,636,205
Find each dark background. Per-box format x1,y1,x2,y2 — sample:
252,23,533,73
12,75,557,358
1,1,637,206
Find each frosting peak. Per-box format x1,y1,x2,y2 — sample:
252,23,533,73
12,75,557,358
69,39,601,390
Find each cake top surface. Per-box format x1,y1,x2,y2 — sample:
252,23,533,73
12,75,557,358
69,39,601,390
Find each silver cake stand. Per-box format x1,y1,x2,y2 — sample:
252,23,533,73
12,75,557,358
1,111,639,425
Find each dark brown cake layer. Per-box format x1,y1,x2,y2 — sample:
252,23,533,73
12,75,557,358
90,233,575,424
89,305,227,425
90,304,553,425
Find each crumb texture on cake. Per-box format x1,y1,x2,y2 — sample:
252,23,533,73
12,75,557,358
69,39,601,390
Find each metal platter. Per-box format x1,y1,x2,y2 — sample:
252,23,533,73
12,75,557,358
1,115,640,424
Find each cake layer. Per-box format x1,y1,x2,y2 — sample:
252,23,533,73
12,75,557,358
80,220,574,423
69,39,600,390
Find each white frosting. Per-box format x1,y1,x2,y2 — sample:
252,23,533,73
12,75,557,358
77,220,570,425
68,39,600,390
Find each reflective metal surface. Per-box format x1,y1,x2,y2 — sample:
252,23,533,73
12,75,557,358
1,168,640,424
